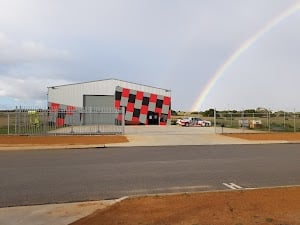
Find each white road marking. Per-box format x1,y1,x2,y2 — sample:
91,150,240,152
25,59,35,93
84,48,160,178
223,182,243,190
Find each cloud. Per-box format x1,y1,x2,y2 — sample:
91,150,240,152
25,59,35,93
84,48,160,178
20,41,70,62
0,32,71,64
0,76,70,101
0,32,13,48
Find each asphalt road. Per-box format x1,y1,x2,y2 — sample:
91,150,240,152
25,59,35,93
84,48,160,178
0,144,299,207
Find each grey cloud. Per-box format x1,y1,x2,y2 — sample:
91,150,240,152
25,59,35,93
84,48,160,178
0,33,71,64
0,76,71,100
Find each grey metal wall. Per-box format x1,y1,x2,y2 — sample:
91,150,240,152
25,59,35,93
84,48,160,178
83,95,114,108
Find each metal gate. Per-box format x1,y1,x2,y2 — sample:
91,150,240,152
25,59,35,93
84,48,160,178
9,106,125,135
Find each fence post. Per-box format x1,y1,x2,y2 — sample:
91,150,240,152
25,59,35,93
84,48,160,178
241,110,244,133
294,109,296,133
122,107,125,134
268,110,271,133
15,106,18,135
7,111,10,135
71,109,74,134
97,111,100,133
214,108,216,134
283,111,286,128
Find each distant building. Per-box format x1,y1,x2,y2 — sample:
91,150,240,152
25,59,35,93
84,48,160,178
47,78,171,125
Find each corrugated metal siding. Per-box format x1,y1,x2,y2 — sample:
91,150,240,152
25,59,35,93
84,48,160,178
48,79,171,107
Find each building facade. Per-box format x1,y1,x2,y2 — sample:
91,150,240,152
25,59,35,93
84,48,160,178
47,79,171,125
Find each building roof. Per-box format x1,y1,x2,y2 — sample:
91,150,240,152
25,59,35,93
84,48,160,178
47,78,171,92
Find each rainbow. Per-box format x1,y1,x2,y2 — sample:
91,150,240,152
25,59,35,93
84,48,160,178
191,2,300,111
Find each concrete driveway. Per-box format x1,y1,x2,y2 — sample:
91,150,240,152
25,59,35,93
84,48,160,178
109,125,267,147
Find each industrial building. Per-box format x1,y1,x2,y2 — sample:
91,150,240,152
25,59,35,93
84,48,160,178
47,79,171,126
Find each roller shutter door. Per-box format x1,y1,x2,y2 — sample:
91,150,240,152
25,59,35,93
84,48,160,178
83,95,115,125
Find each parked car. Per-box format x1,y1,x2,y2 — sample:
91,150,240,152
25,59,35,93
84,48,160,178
176,117,211,127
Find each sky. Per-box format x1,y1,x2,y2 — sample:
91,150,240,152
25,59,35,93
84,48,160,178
0,0,300,112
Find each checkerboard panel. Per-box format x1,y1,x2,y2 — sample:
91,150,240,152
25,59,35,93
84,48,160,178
115,86,171,125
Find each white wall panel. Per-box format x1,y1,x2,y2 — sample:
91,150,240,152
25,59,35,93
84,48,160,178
48,79,171,107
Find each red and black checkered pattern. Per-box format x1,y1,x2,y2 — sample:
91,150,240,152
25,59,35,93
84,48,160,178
115,86,171,125
48,102,77,127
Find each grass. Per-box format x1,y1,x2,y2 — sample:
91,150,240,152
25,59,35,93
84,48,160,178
0,127,14,135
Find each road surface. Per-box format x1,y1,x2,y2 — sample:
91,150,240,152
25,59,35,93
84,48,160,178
0,144,299,207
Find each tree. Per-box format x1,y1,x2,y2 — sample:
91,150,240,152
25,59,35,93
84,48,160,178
202,108,215,117
171,110,178,116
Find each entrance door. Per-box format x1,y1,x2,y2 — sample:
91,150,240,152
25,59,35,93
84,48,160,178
147,112,159,125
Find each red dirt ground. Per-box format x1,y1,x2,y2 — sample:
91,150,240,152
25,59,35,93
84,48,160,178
224,132,300,141
0,135,128,146
71,186,300,225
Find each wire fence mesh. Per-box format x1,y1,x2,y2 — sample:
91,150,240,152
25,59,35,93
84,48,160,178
171,110,300,133
1,107,300,135
0,106,125,135
214,111,300,133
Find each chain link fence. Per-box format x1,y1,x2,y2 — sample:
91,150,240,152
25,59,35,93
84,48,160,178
0,106,125,135
214,111,300,133
1,107,300,135
172,109,300,133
